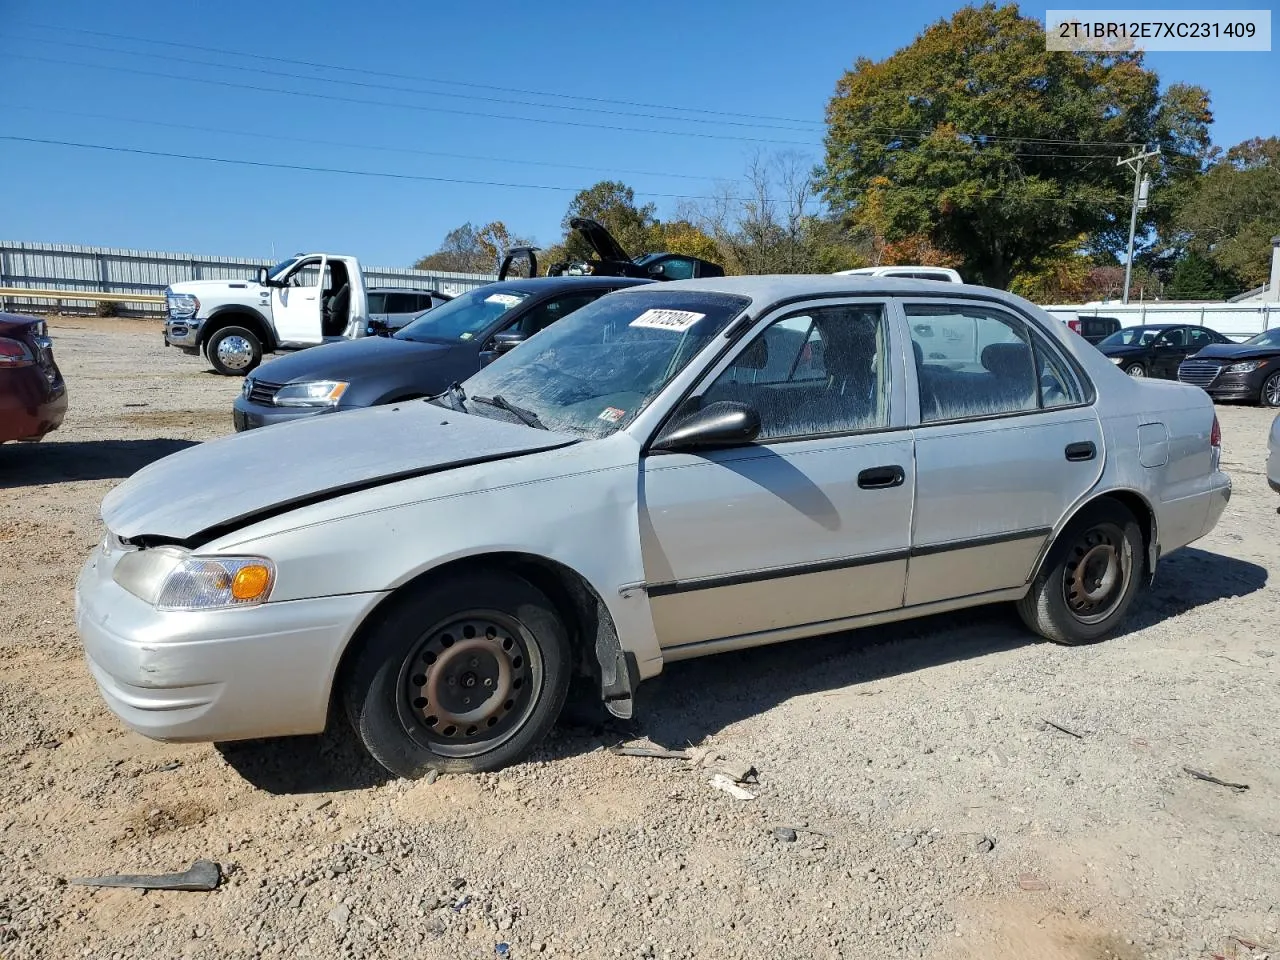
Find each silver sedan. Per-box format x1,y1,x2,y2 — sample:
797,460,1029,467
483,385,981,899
75,276,1231,777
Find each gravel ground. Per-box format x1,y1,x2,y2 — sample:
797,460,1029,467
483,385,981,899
1,316,1277,960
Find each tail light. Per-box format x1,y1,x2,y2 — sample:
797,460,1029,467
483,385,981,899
0,337,35,368
1210,413,1222,470
1067,318,1082,334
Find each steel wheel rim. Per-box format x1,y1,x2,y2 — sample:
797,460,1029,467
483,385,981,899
216,336,254,371
1125,364,1145,378
1062,522,1131,625
1264,374,1280,407
395,610,543,758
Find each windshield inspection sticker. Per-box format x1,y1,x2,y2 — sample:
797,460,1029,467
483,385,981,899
597,406,627,423
629,308,705,332
485,293,523,307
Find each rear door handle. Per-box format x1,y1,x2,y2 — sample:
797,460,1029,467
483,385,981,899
857,465,905,489
1065,441,1096,462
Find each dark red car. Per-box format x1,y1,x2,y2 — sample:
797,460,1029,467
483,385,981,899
0,312,67,443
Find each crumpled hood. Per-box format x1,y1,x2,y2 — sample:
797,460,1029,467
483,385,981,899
250,335,458,385
102,404,578,542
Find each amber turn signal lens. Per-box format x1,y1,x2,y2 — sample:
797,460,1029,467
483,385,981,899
231,564,272,601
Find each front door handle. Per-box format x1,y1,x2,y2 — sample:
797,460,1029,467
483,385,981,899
1065,441,1096,462
857,465,905,489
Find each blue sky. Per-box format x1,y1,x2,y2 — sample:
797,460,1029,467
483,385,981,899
0,0,1274,267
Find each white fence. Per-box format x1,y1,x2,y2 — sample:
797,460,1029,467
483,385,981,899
1044,300,1278,341
0,241,498,316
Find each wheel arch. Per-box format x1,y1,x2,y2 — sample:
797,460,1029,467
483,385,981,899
330,551,635,723
1030,488,1158,587
199,306,276,353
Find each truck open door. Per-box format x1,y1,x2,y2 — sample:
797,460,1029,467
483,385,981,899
270,256,326,347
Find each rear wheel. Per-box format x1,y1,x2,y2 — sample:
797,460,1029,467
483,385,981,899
343,571,572,777
1260,371,1280,407
206,326,262,376
1017,501,1145,645
1124,363,1146,378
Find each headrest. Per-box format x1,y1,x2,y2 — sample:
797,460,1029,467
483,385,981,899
981,342,1032,378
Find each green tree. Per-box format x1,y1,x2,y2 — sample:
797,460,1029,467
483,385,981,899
1167,252,1236,300
1173,137,1280,289
818,3,1211,288
415,221,530,274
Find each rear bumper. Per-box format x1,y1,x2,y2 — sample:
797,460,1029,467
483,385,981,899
0,370,67,442
75,550,388,743
1159,470,1232,555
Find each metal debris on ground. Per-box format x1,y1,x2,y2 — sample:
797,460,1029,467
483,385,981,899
69,859,222,892
452,895,471,912
708,773,755,800
1183,766,1250,792
773,827,798,842
495,943,511,958
1017,873,1049,892
1042,719,1084,739
607,744,691,760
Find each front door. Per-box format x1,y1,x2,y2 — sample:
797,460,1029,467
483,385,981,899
1150,327,1192,378
271,256,325,347
902,299,1104,606
639,300,915,651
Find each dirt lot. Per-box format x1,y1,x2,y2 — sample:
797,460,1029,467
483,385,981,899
1,316,1278,960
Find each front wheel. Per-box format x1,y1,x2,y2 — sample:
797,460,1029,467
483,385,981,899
1124,363,1146,378
1017,501,1145,645
343,571,572,777
205,326,263,376
1260,371,1280,408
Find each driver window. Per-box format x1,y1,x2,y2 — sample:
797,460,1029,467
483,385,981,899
289,260,322,288
700,304,889,442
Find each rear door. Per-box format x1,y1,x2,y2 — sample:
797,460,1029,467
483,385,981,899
1151,327,1193,378
903,299,1103,606
639,299,915,651
270,256,325,346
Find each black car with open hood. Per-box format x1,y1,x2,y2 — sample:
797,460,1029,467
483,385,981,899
498,218,725,283
1178,327,1280,407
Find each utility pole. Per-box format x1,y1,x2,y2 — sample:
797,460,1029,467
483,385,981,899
1119,146,1160,304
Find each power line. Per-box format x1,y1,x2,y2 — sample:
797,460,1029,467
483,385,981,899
3,52,821,147
9,20,828,129
1,104,728,183
17,35,821,135
0,134,1134,205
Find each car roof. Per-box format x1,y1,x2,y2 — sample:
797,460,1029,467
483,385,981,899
605,273,1017,306
475,276,653,294
366,286,446,294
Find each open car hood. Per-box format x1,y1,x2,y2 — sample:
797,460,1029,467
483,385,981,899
569,217,632,264
102,403,578,543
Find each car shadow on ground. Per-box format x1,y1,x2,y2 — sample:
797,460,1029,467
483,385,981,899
214,546,1267,794
0,438,198,487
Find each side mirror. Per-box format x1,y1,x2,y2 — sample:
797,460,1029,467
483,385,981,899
647,262,666,277
652,401,761,453
479,330,527,367
256,267,269,286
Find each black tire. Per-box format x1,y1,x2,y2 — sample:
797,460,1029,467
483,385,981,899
342,571,572,777
1016,500,1145,646
205,325,263,376
1260,371,1280,408
1123,363,1146,378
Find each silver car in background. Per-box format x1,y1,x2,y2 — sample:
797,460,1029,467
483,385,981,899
75,276,1231,778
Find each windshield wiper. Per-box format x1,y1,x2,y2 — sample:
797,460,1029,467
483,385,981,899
436,381,467,412
472,394,546,430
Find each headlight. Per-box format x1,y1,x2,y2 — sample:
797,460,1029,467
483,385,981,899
241,377,254,399
1224,360,1265,374
1111,356,1125,364
113,547,275,611
166,293,200,319
273,380,349,407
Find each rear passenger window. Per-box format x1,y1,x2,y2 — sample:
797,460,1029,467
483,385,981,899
700,304,889,441
367,293,386,313
384,293,416,314
1029,329,1083,408
907,304,1037,422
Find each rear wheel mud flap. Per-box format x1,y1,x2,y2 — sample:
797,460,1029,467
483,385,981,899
599,648,640,720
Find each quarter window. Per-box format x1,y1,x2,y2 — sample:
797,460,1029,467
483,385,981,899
699,304,889,441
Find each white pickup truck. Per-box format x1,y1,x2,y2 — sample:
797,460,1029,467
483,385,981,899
163,253,375,376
